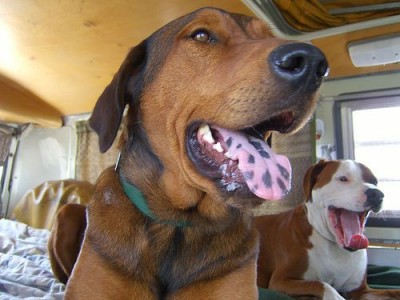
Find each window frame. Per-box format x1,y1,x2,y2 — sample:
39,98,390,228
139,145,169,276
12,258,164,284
334,88,400,228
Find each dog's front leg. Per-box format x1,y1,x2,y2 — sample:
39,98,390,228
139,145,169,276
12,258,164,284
65,242,157,300
167,257,258,300
269,278,345,300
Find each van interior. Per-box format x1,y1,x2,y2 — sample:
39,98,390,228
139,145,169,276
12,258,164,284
1,0,399,297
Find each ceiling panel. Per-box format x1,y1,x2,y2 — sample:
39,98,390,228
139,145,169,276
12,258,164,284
0,0,252,125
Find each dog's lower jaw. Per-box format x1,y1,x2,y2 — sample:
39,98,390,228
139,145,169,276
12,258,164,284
160,188,257,231
225,194,264,210
160,169,243,226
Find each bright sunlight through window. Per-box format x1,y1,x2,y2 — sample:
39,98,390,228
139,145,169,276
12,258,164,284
352,106,400,211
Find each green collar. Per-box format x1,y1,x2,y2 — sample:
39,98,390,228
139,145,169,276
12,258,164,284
121,180,191,227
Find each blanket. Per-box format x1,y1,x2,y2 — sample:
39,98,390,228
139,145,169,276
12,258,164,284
368,264,400,290
0,218,398,300
0,219,64,299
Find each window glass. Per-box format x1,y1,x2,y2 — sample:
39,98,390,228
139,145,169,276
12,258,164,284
352,106,400,211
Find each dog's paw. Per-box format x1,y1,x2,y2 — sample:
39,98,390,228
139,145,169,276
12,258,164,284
322,283,345,300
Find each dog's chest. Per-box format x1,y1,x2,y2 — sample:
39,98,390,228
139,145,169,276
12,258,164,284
148,225,255,296
304,230,367,292
154,228,205,289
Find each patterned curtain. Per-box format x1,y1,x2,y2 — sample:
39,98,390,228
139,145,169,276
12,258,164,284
0,129,12,166
273,0,400,32
254,119,315,216
0,127,14,216
75,121,121,184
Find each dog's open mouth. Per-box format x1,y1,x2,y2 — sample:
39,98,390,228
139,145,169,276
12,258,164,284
187,112,294,201
328,206,369,251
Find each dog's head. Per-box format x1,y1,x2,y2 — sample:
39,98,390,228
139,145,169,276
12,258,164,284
303,159,384,251
89,8,327,222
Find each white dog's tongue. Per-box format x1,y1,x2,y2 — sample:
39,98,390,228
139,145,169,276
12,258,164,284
340,210,369,250
216,127,291,201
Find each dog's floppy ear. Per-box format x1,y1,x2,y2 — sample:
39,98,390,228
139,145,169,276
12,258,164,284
303,160,328,201
89,41,146,153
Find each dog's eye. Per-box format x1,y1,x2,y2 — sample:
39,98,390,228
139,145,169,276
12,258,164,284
192,29,213,43
338,176,348,182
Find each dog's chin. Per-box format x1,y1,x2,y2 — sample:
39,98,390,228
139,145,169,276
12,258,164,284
186,112,295,203
328,206,370,251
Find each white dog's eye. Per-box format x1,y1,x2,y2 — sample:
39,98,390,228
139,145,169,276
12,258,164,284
338,176,348,182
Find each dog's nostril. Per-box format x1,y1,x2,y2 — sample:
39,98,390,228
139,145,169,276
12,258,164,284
365,188,384,200
278,55,305,73
269,43,328,91
365,188,384,210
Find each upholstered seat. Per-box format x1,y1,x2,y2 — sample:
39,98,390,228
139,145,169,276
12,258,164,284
12,180,93,230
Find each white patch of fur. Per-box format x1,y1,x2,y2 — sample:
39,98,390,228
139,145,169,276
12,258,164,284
305,228,366,293
321,282,345,300
304,160,371,294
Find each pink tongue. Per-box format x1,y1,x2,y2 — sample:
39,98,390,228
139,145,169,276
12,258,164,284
340,210,369,250
216,127,291,201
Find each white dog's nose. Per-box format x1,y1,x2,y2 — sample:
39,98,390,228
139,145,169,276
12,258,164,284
365,188,384,212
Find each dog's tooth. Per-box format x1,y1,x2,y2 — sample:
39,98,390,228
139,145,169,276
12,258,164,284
213,142,224,153
204,131,215,144
198,124,210,135
199,124,215,144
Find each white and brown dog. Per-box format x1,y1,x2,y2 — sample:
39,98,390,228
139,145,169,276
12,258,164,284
256,159,400,300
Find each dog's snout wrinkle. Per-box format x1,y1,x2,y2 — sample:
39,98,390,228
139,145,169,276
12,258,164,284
268,43,328,91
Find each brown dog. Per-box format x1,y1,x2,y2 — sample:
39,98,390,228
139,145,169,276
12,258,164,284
48,203,87,284
256,160,400,300
49,7,327,299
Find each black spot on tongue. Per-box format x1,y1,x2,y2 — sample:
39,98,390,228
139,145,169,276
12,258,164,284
212,126,292,200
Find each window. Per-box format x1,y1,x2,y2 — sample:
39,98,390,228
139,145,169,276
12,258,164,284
335,89,400,228
353,106,400,211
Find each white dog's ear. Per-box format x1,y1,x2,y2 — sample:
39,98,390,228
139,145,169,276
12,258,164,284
303,160,328,201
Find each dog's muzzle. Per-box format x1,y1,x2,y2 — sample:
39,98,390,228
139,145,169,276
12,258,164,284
364,188,384,212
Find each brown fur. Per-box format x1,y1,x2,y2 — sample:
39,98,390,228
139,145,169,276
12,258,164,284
256,206,316,294
48,203,87,284
49,8,325,299
303,159,341,201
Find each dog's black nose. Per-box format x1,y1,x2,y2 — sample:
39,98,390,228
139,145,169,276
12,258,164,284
269,43,328,91
365,188,384,212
